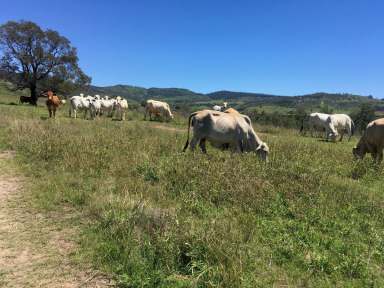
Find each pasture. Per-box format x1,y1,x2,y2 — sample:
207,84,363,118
0,95,384,287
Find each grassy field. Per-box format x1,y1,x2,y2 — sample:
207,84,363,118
0,91,384,287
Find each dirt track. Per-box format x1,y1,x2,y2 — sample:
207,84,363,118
0,151,112,288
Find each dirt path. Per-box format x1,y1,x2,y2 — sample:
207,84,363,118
0,151,113,288
148,123,185,133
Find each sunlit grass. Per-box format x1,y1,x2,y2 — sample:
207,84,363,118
1,97,383,287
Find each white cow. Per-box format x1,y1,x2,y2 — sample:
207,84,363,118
69,94,93,119
114,97,129,120
144,99,173,121
326,114,355,141
183,110,269,161
302,112,330,137
88,97,102,120
100,96,116,117
213,102,228,112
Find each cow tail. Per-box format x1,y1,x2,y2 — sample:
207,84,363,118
300,118,304,133
183,112,198,152
351,119,355,136
299,115,308,133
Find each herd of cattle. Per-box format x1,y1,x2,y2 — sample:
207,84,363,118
19,94,384,164
69,94,129,120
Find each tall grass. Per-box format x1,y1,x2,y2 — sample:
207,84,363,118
1,103,384,287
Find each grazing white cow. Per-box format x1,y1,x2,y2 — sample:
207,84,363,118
213,102,228,112
353,118,384,163
114,97,129,120
183,110,269,161
326,114,355,141
300,112,330,137
144,99,173,121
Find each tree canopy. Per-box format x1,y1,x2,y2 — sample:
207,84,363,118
0,20,90,104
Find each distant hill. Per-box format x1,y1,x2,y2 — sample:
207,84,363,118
85,85,209,103
1,80,383,113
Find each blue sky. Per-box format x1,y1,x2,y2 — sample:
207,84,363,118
1,0,383,97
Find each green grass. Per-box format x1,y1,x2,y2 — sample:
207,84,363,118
1,89,384,287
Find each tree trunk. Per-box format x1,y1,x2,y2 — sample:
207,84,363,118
29,84,38,106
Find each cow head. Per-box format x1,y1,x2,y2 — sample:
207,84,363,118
352,141,367,160
256,142,269,162
328,131,338,141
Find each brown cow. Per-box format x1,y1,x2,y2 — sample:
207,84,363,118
45,91,63,118
353,118,384,164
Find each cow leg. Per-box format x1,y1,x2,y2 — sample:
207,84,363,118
189,137,200,151
199,139,207,153
347,127,352,141
53,107,56,118
236,140,244,153
339,132,344,142
122,111,125,121
48,108,52,118
377,150,383,164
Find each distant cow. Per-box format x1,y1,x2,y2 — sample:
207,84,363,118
213,102,228,112
19,96,34,105
114,97,129,120
326,114,355,141
69,94,92,119
353,118,384,163
183,110,269,161
300,112,330,137
88,97,102,120
45,91,64,118
100,96,116,117
144,100,173,121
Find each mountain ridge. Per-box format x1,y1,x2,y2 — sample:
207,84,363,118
88,84,378,100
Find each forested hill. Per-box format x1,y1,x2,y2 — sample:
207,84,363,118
87,84,383,111
1,80,382,112
87,85,209,103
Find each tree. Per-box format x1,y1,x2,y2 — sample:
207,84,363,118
0,20,90,105
351,103,376,133
319,101,333,114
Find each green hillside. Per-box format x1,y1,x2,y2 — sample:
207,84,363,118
85,85,209,104
87,84,383,113
2,80,383,116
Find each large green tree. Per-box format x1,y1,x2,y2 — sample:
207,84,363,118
0,20,90,105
